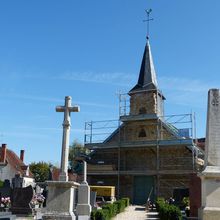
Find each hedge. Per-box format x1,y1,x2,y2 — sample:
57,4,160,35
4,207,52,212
156,198,182,220
91,197,130,220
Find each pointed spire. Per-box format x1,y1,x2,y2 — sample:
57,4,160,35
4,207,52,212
129,39,158,93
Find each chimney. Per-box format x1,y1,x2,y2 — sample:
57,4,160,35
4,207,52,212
20,150,25,162
1,144,7,163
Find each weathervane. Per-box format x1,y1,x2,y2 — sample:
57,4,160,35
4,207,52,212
143,9,153,40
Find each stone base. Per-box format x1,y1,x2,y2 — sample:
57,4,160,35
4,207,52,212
78,215,90,220
42,181,79,220
201,207,220,220
43,211,75,220
76,182,91,216
76,204,91,215
199,166,220,220
0,212,16,219
11,207,33,215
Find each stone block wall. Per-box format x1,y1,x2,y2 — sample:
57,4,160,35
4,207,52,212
118,120,174,143
120,148,156,171
159,174,190,198
189,173,201,217
159,147,193,170
130,91,157,115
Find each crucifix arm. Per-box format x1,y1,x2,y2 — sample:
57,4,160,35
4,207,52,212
56,106,80,112
69,106,80,112
56,106,65,112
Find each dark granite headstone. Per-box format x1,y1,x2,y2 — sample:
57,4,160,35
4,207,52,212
12,174,23,189
11,185,33,215
0,180,12,198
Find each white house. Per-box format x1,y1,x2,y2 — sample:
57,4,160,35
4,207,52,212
0,144,35,187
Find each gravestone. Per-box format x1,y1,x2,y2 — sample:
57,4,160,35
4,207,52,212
11,185,33,215
0,180,12,198
199,89,220,220
12,173,23,189
76,161,92,220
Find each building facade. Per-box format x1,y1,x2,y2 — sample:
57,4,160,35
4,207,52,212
0,144,34,187
85,39,201,205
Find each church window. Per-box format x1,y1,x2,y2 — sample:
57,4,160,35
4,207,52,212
138,128,146,137
139,107,146,114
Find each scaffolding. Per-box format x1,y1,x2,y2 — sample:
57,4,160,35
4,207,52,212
84,92,202,198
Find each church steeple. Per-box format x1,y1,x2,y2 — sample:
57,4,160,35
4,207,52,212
128,39,165,117
127,9,165,117
129,40,158,93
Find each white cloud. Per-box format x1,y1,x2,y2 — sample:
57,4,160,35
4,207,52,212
0,93,116,109
8,71,136,87
159,76,219,93
57,71,135,86
157,76,219,108
13,125,84,134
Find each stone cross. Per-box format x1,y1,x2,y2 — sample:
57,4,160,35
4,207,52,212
205,89,220,166
56,96,80,181
83,161,87,183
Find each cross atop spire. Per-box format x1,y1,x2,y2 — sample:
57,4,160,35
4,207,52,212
143,9,154,40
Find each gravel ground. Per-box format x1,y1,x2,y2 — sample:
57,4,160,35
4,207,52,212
112,205,159,220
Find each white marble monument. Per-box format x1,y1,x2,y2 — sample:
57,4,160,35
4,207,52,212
43,96,80,220
76,161,92,220
199,89,220,220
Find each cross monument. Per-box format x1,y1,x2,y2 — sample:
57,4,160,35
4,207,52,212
56,96,80,181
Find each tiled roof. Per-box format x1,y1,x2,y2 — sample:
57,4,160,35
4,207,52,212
0,148,33,178
51,167,80,182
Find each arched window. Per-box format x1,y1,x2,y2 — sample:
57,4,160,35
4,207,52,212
139,107,146,114
138,128,146,137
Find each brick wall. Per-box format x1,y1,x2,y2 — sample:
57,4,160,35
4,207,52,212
189,173,201,217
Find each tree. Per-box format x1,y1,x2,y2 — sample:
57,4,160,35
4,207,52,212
29,161,51,182
69,140,90,174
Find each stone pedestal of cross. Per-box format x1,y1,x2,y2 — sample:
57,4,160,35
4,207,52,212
56,96,80,182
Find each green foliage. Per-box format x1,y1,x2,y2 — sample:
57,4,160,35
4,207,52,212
102,204,115,217
69,140,90,173
90,210,97,220
91,198,130,220
182,197,189,208
94,209,110,220
29,161,51,182
121,197,130,207
114,199,126,213
156,198,182,220
0,180,4,188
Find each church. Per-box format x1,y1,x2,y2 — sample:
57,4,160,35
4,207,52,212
85,35,202,205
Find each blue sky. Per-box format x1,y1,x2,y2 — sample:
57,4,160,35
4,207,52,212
0,0,220,164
